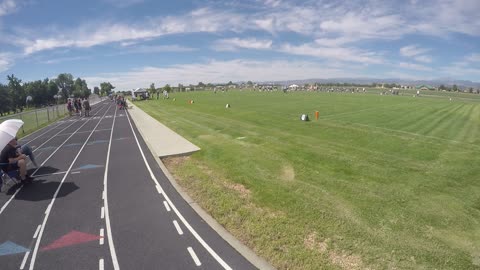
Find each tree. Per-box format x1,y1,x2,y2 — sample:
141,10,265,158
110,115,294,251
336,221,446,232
148,83,156,99
100,82,115,96
7,74,25,111
164,84,171,93
197,82,205,87
468,87,473,93
0,83,12,116
55,73,74,98
72,78,90,97
439,84,446,91
47,79,59,103
452,84,458,92
93,86,100,95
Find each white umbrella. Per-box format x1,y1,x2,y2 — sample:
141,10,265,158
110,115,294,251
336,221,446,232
0,119,24,130
0,119,24,151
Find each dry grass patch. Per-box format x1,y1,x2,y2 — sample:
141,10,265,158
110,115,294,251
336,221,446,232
224,182,251,198
281,164,295,181
162,155,190,168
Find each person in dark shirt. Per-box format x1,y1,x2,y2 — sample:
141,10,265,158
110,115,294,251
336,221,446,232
0,138,33,183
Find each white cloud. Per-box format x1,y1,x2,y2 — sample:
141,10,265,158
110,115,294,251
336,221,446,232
0,53,13,72
42,56,91,64
411,0,480,36
0,0,16,16
83,59,359,90
385,71,429,80
279,43,383,64
213,38,272,51
466,53,480,62
400,45,432,63
109,44,197,56
398,62,432,71
314,37,356,47
414,55,432,63
440,65,480,78
21,8,248,55
103,0,144,8
262,0,281,7
399,45,430,57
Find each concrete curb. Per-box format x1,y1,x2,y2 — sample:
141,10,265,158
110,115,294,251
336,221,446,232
128,103,275,270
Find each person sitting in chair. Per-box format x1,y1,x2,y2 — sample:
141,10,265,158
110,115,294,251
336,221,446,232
0,138,34,184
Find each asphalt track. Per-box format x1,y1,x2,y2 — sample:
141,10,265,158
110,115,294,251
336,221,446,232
0,100,256,270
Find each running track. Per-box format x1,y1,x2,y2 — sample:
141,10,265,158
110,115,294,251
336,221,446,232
0,100,256,270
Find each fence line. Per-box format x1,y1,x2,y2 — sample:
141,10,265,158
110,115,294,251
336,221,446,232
0,95,103,135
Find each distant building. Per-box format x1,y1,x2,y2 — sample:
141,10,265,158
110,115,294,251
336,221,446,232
288,84,299,90
132,88,148,99
416,85,436,91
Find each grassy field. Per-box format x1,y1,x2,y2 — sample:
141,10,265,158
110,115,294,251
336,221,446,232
135,90,480,269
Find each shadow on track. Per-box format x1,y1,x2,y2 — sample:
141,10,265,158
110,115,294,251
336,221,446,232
12,180,79,202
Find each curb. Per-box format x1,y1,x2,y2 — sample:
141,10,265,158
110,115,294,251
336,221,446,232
128,104,275,270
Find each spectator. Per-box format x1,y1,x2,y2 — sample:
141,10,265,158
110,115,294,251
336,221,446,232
0,138,34,184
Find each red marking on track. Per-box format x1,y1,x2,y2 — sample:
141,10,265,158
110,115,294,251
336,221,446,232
41,230,103,251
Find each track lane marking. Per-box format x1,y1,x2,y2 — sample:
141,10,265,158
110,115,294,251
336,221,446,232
30,105,105,177
102,106,120,270
100,228,104,245
187,247,202,266
125,109,232,270
173,220,183,235
27,104,113,270
20,251,30,269
163,201,171,212
33,225,41,239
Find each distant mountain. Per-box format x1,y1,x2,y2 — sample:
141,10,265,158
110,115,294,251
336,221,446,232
257,78,480,89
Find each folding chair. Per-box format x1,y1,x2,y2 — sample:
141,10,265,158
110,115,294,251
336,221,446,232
0,164,19,193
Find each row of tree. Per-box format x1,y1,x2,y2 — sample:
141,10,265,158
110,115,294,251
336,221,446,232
0,73,115,116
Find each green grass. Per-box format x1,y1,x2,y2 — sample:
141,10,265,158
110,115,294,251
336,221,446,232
135,91,480,269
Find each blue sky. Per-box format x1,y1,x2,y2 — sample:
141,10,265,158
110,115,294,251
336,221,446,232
0,0,479,90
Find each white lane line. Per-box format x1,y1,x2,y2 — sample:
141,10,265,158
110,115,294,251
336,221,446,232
102,106,120,270
0,188,21,215
33,225,41,239
155,185,162,194
31,171,67,178
20,121,64,145
44,203,52,215
102,191,105,200
173,220,184,235
101,207,105,219
100,228,104,245
20,102,103,143
71,171,81,174
20,251,30,270
99,258,104,270
28,104,113,270
0,105,109,217
125,111,232,270
163,201,171,212
187,247,202,266
31,103,109,177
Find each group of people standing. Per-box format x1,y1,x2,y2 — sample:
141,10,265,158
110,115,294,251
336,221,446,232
67,98,90,117
115,95,127,110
